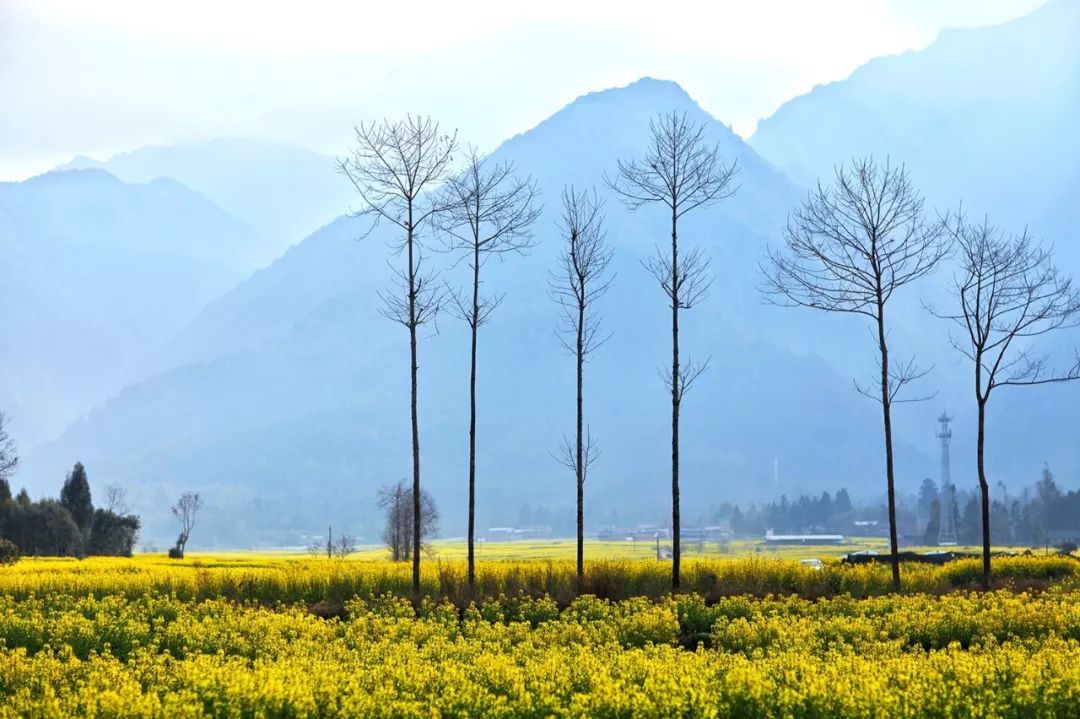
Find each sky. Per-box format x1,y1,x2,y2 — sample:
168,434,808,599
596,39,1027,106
0,0,1047,181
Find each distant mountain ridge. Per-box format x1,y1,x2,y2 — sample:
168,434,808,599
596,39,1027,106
750,0,1080,263
58,139,354,267
1,168,257,448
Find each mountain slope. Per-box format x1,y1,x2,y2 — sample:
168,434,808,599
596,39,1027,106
751,0,1080,263
0,169,257,447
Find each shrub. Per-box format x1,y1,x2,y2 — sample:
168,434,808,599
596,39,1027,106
0,537,18,564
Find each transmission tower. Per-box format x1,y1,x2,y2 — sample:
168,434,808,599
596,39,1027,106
937,412,958,546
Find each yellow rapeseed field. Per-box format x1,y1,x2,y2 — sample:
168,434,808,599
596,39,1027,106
2,554,1079,717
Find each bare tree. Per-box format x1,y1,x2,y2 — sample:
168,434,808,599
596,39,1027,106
761,157,948,591
0,412,18,487
169,491,203,559
931,215,1080,589
377,479,439,562
550,186,614,589
606,112,738,590
438,148,540,586
332,533,357,559
103,484,130,515
338,116,457,592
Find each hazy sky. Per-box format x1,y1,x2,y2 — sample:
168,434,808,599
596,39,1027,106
0,0,1046,180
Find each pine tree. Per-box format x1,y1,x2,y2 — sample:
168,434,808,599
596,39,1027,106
60,462,94,543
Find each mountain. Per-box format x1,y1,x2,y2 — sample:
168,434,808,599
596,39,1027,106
751,0,1080,265
25,72,1080,547
25,79,923,545
0,169,257,448
60,139,354,266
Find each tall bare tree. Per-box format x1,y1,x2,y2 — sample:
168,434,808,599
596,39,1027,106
550,187,614,588
438,148,540,586
931,215,1080,589
607,112,738,590
169,491,203,559
761,158,948,591
103,485,130,515
338,116,457,592
0,412,17,487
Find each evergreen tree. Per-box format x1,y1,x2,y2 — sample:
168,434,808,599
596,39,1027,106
960,496,981,546
730,506,745,535
923,496,941,546
60,463,94,544
918,478,939,519
834,489,853,516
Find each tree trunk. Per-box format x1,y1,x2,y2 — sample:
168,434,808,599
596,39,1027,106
977,399,991,590
467,249,479,587
670,207,681,592
876,307,901,592
576,297,585,590
407,214,422,594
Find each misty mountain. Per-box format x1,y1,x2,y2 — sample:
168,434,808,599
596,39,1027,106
24,79,941,545
60,139,354,266
0,169,257,447
751,0,1080,264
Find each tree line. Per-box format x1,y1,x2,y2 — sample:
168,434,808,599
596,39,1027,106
0,414,207,563
0,439,140,562
711,468,1080,554
920,465,1080,550
341,111,1079,595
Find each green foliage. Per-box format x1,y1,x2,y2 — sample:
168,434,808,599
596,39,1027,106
0,538,18,565
4,500,82,557
85,509,140,557
60,462,94,540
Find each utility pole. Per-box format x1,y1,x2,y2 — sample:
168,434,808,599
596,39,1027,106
937,413,958,546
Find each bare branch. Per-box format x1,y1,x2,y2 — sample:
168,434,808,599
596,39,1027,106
934,214,1080,397
550,187,615,357
556,427,600,480
104,485,130,515
761,157,947,405
0,412,18,485
436,146,541,332
761,158,948,320
605,112,739,218
337,116,458,242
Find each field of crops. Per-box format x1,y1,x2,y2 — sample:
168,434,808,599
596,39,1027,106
349,536,976,561
3,555,1080,717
